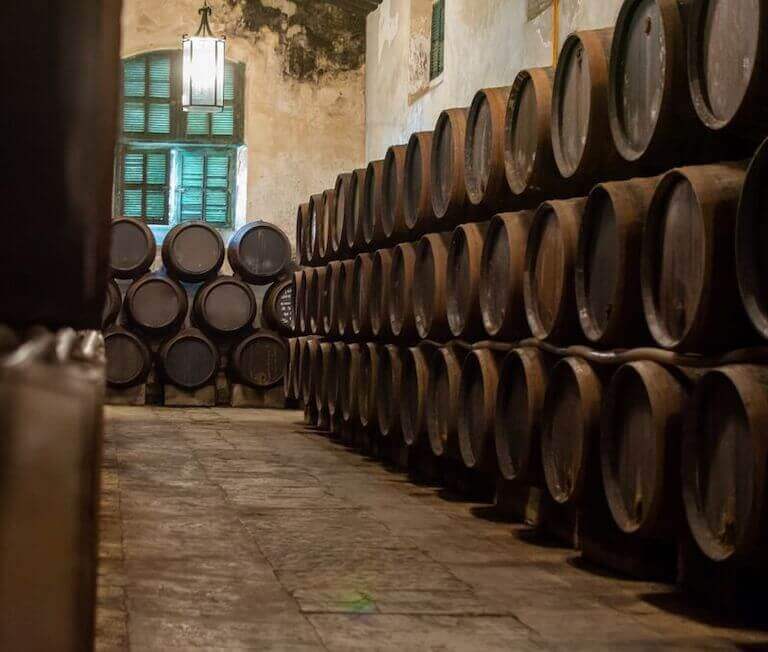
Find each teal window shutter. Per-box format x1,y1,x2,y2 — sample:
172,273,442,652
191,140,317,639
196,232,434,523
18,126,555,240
430,0,445,81
120,149,170,224
121,53,173,137
178,149,233,225
184,62,238,140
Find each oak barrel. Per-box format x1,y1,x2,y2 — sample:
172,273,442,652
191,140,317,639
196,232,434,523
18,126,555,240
382,144,409,242
327,342,346,419
296,269,308,335
300,338,320,403
404,131,437,235
307,193,325,264
414,233,452,340
431,108,470,224
371,249,395,338
308,266,327,336
313,341,334,414
322,261,343,337
228,221,293,285
159,328,218,389
351,253,374,337
161,221,225,283
389,242,419,339
102,279,122,328
296,203,310,266
340,343,363,424
362,159,386,247
110,217,156,279
193,275,257,337
427,345,469,459
319,188,337,261
400,344,436,447
104,326,151,388
333,173,353,257
345,168,368,252
358,342,382,429
125,273,188,335
285,337,299,400
317,262,335,337
446,221,489,339
377,344,405,438
457,349,501,471
336,260,356,337
262,278,295,335
231,331,287,389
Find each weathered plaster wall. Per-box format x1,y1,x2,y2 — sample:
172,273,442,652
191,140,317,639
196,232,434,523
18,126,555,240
365,0,624,161
121,0,367,248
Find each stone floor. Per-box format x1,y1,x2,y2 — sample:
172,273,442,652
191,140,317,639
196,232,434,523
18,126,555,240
96,407,768,650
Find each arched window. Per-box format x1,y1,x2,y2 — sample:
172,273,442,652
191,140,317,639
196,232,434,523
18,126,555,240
113,50,245,228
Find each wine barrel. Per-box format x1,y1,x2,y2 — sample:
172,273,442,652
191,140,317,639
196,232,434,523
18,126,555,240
285,337,299,400
551,29,624,182
382,144,409,242
308,266,327,336
465,86,513,212
576,176,660,347
351,253,374,337
328,341,346,420
231,331,287,389
389,242,419,339
404,131,437,235
296,203,310,266
319,188,337,261
295,269,308,335
641,162,750,351
125,273,188,335
363,159,386,247
262,278,295,335
313,341,334,414
104,326,151,388
505,67,565,204
458,348,502,471
340,343,363,424
110,217,156,279
307,193,325,264
541,357,603,506
737,138,768,339
315,262,333,337
336,260,356,337
321,261,342,337
358,342,382,429
102,279,122,328
427,345,469,458
682,365,768,562
687,0,768,138
345,168,368,252
480,210,535,339
608,0,701,168
159,328,218,389
228,221,293,285
601,361,688,537
333,173,353,257
161,221,225,283
192,275,257,337
431,108,470,224
371,248,394,338
495,348,552,483
377,344,405,438
300,338,320,403
446,221,489,339
400,344,438,447
413,233,451,341
523,197,587,342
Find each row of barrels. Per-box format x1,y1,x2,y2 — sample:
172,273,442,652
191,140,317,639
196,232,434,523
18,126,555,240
294,137,768,353
287,336,768,568
298,0,768,265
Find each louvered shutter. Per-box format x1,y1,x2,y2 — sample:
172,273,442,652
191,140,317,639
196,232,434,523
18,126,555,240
120,149,170,223
184,63,238,140
179,150,233,225
430,0,445,80
122,54,173,137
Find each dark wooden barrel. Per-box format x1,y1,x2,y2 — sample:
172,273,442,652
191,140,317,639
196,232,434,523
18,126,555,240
414,233,452,340
336,260,356,337
601,361,688,537
321,261,342,337
400,343,441,448
296,203,310,266
431,108,470,224
292,336,308,400
300,338,320,403
505,67,565,203
427,345,469,459
682,365,768,562
457,349,502,471
465,86,513,212
737,138,768,339
346,168,368,252
193,275,257,337
641,162,751,351
389,242,419,339
110,217,156,279
340,343,362,424
523,197,587,342
404,131,436,235
159,328,218,389
125,273,188,335
495,348,552,483
541,357,603,506
351,253,374,337
102,279,122,328
551,29,624,182
307,193,325,264
308,266,327,336
371,248,394,338
319,188,337,261
358,342,382,429
687,0,768,138
285,337,299,400
333,173,353,257
363,159,386,247
576,176,660,347
313,341,334,414
480,210,535,339
228,221,293,285
608,0,700,167
161,221,225,283
327,342,346,420
231,331,287,389
262,278,295,335
377,344,405,438
104,326,151,388
446,221,489,339
382,144,409,242
316,263,333,337
296,269,308,335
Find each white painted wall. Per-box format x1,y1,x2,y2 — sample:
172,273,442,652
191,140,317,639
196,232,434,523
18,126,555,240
365,0,624,161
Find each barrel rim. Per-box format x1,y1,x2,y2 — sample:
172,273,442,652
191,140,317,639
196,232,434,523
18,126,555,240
162,220,225,283
104,327,151,388
110,217,157,279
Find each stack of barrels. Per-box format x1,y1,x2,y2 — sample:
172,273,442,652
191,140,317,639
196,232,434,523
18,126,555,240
288,0,768,600
104,217,295,403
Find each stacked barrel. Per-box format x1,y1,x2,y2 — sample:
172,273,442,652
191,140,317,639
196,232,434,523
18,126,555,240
289,0,768,601
105,217,296,404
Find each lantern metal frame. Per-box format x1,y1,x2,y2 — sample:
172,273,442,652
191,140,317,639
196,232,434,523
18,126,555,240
182,0,227,114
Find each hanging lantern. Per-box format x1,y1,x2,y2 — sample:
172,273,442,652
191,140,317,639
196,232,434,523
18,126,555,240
182,1,226,114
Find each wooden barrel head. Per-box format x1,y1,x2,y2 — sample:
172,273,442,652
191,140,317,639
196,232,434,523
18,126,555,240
110,217,156,279
358,343,380,428
351,254,373,336
300,338,319,401
296,203,310,265
104,328,150,388
446,222,487,338
432,112,455,218
162,221,224,283
336,260,355,337
427,346,463,458
458,349,499,471
377,345,403,437
370,250,393,337
404,132,433,232
340,343,362,423
346,169,366,251
102,279,122,328
228,221,292,284
382,144,407,240
126,274,187,333
307,193,324,263
333,173,352,255
320,188,336,260
362,160,384,246
195,277,256,335
525,206,566,338
161,330,217,389
308,267,326,335
505,71,541,195
389,243,416,338
232,332,287,388
400,346,430,447
465,93,494,201
414,233,450,340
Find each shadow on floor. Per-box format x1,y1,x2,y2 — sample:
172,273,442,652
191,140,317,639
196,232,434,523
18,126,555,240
643,591,768,633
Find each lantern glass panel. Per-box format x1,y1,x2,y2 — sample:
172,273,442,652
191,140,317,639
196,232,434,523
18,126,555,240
182,36,225,113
